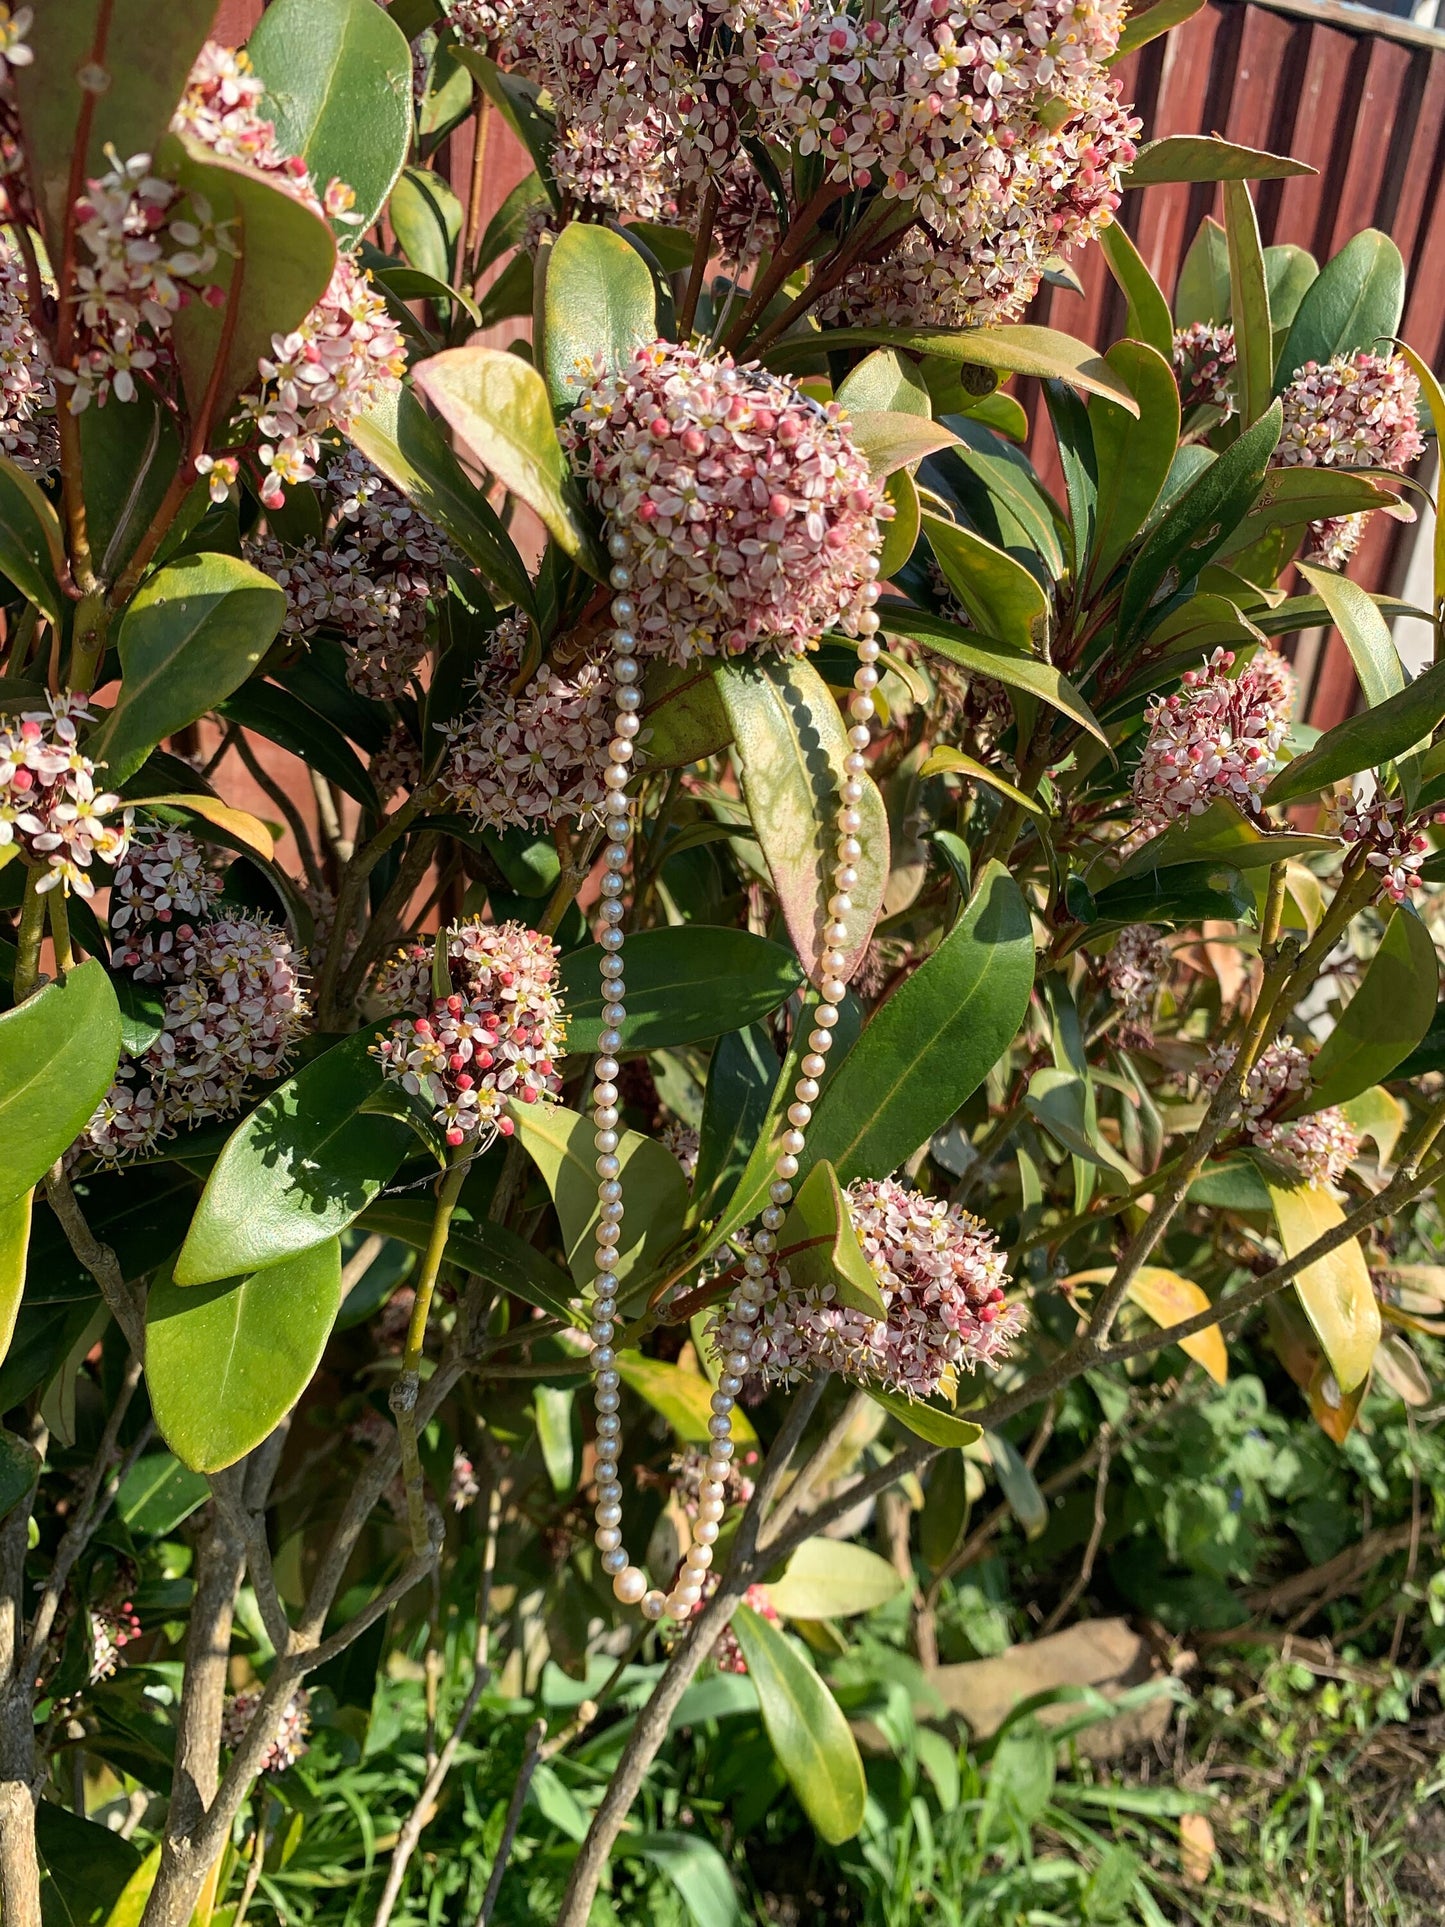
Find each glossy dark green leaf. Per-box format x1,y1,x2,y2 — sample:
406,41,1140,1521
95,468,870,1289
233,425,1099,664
0,962,122,1208
1302,907,1438,1113
220,682,379,811
717,657,889,981
79,398,183,581
1126,136,1314,186
541,222,657,413
883,608,1108,748
1224,180,1272,428
146,1241,343,1473
246,0,412,237
512,1100,688,1294
477,172,552,273
13,1,216,258
803,862,1034,1184
1174,216,1230,328
359,1195,575,1321
35,1803,142,1927
924,514,1047,652
0,1185,31,1370
927,429,1065,580
1224,468,1400,552
730,1605,867,1844
1276,229,1405,386
176,1032,412,1285
1108,797,1336,881
0,1423,38,1521
115,1451,210,1538
389,164,461,283
92,554,285,784
867,1387,983,1447
781,1159,885,1317
158,132,337,431
413,345,601,571
452,48,558,202
1086,342,1179,590
836,349,932,416
1117,402,1282,644
1092,861,1253,928
1263,244,1319,338
1098,223,1174,360
349,384,535,610
878,467,921,580
1041,380,1097,574
558,928,802,1054
1296,562,1405,708
847,410,958,479
0,456,64,623
1264,660,1445,806
767,325,1139,413
1113,0,1208,57
691,1026,777,1219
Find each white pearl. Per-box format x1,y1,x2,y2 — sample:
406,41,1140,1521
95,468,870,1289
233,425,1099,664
794,1078,819,1103
686,1543,714,1570
600,928,624,952
849,695,875,723
614,656,639,682
599,1027,622,1051
857,628,881,652
855,666,878,690
597,1154,621,1179
593,1345,616,1368
614,712,640,738
613,1565,648,1604
787,1104,811,1130
761,1204,787,1229
815,1005,839,1027
709,1391,734,1417
694,1520,720,1545
596,1501,623,1528
724,1352,750,1376
611,596,636,623
595,1129,619,1154
801,1054,827,1079
641,1589,667,1621
705,1458,731,1482
708,1414,732,1438
616,686,642,710
821,978,846,1003
594,1106,619,1130
609,738,634,763
608,531,630,558
837,808,861,833
601,1548,628,1576
597,1479,622,1503
595,1526,622,1553
597,1059,620,1082
597,1413,620,1437
769,1180,793,1204
753,1230,776,1254
718,1373,742,1396
776,1152,799,1178
601,954,625,976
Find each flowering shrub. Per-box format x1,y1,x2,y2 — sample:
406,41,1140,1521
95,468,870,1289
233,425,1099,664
1,4,1443,1926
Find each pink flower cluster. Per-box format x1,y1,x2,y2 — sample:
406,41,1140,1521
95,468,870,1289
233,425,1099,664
222,1686,311,1773
1205,1038,1359,1188
88,1600,141,1684
1172,321,1238,416
245,448,450,698
707,1580,777,1675
1277,350,1426,568
85,831,309,1161
564,341,887,663
490,0,1137,328
1339,792,1440,905
371,722,424,804
373,921,568,1147
0,239,55,471
1103,923,1166,1019
439,614,615,832
724,1176,1019,1399
0,694,130,897
1131,648,1292,828
449,1447,481,1510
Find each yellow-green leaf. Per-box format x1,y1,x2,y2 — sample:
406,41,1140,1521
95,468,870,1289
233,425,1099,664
130,794,277,864
0,1186,31,1370
729,1604,866,1844
780,1159,885,1317
614,1352,756,1446
866,1387,983,1448
1265,1177,1380,1394
1064,1265,1227,1384
920,745,1045,816
768,1538,904,1620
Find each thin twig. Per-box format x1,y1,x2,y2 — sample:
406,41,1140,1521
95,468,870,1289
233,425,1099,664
1039,1425,1113,1636
474,1718,546,1927
230,732,326,895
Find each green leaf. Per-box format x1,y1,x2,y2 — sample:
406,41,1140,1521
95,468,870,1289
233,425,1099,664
176,1032,412,1285
643,660,734,769
0,962,122,1208
349,383,535,611
877,466,921,581
1126,136,1315,186
768,1539,904,1619
1224,181,1272,428
246,0,412,237
0,1185,31,1371
882,608,1108,748
373,262,481,328
1086,342,1180,590
1276,229,1405,385
616,1834,743,1927
1264,244,1319,337
691,1026,776,1219
768,325,1139,413
79,399,184,583
35,1804,142,1927
1302,907,1438,1112
1113,0,1208,58
13,0,216,258
1400,345,1445,628
729,1605,867,1844
159,131,337,432
145,1242,343,1473
780,1158,885,1317
1108,798,1336,881
512,1100,688,1294
1264,1177,1379,1395
1296,562,1405,708
1263,660,1445,806
803,862,1034,1184
91,554,284,784
847,410,958,479
920,746,1044,817
614,1351,757,1446
836,349,932,417
866,1387,983,1447
1117,402,1282,644
388,164,461,283
0,455,65,623
985,1429,1048,1538
99,1848,159,1927
452,48,557,202
934,421,1067,580
359,1196,575,1321
716,657,889,981
1175,217,1230,328
0,1422,39,1522
558,928,802,1055
1098,223,1174,360
541,222,657,413
1092,860,1253,928
413,346,601,571
115,1451,210,1538
219,682,378,811
1226,468,1400,550
923,514,1048,652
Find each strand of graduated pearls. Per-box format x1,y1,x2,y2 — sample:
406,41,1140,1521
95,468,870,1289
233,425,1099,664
586,530,884,1623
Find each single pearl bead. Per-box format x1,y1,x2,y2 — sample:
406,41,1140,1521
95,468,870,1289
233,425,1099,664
595,1526,622,1553
794,1078,819,1104
855,665,878,690
709,1437,734,1460
611,596,636,624
724,1351,750,1376
601,1548,629,1576
787,1105,811,1130
642,1589,667,1621
776,1152,799,1178
613,1565,648,1605
770,1180,794,1204
694,1519,720,1546
610,564,632,589
687,1543,714,1570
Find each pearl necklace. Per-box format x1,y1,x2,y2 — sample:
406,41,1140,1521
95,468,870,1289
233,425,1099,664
586,529,884,1621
